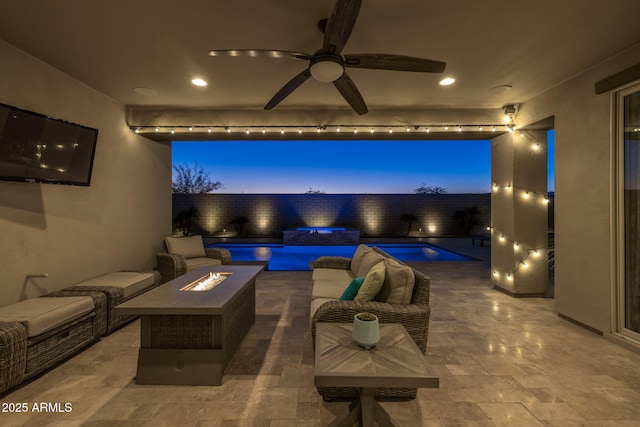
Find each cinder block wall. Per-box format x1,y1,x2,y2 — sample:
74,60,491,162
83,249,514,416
173,193,492,237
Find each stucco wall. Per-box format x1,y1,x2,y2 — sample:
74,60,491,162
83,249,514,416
0,40,172,307
517,43,640,332
173,193,492,237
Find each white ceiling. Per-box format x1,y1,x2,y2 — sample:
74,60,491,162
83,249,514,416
1,0,639,113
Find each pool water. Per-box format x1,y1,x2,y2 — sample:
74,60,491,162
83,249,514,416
208,244,470,271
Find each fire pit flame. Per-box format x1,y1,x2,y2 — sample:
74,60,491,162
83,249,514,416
180,272,231,292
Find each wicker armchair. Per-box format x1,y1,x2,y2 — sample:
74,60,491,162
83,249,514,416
157,235,232,283
310,247,432,400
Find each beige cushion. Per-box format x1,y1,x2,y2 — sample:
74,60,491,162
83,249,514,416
356,250,385,277
165,235,206,259
374,258,415,305
76,271,155,299
350,244,372,275
355,261,386,301
0,297,94,337
312,280,352,300
185,257,222,272
312,268,355,283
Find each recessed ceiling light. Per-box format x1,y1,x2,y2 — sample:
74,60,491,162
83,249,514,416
488,85,512,95
191,78,208,87
134,87,158,96
439,77,455,86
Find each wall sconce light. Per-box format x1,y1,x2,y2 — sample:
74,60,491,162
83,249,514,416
502,104,516,132
503,104,517,117
503,104,517,131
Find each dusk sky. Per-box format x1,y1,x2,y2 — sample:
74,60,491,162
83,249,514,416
172,132,554,194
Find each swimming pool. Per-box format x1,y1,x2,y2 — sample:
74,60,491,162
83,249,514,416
208,244,470,271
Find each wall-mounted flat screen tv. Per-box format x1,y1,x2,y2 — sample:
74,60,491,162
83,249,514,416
0,102,98,186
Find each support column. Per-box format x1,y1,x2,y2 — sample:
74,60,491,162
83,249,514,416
491,131,549,296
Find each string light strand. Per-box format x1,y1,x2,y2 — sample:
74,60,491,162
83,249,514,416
129,123,514,136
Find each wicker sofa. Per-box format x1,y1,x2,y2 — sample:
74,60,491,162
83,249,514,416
156,235,232,283
310,245,432,400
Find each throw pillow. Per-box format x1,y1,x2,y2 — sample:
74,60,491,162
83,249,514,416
354,261,386,301
356,250,385,277
373,258,415,305
339,277,366,300
350,244,371,275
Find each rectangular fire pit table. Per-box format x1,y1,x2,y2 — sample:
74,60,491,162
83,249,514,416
115,265,264,386
315,323,439,427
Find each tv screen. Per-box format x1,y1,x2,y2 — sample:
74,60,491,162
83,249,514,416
0,102,98,186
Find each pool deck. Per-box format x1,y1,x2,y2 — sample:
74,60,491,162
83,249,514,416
2,240,628,426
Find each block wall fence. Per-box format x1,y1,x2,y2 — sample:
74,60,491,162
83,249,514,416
173,193,496,238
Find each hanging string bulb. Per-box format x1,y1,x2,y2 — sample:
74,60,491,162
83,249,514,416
489,224,549,279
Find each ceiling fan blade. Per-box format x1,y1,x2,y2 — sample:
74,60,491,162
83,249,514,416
332,72,368,115
208,49,312,61
323,0,362,54
264,69,312,110
344,54,446,73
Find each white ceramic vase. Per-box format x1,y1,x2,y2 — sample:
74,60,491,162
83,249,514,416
352,312,380,349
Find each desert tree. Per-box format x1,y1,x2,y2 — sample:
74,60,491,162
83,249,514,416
414,184,447,194
230,216,249,235
172,162,223,194
453,206,481,235
305,188,325,194
173,206,199,236
400,213,419,236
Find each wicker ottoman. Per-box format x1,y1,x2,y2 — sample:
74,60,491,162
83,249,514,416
0,321,27,394
0,293,107,395
48,270,161,334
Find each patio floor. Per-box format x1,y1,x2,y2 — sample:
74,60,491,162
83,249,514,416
2,240,640,426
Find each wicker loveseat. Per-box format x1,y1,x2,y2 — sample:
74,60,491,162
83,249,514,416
156,235,232,283
310,245,432,400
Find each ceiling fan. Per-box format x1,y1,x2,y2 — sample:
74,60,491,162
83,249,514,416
208,0,446,115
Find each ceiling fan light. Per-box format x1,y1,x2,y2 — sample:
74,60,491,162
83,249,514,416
310,59,344,82
439,77,455,86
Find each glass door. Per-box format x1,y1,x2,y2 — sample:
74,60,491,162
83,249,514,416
619,83,640,340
